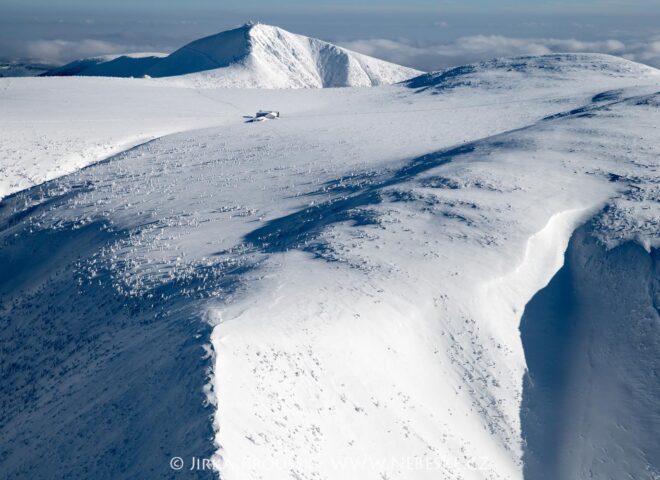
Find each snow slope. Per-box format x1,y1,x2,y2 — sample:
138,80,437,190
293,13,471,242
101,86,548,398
41,52,167,78
42,23,422,88
1,54,655,201
0,53,658,479
0,76,240,199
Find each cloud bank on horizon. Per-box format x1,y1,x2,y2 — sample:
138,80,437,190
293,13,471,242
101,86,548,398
341,35,660,71
16,34,660,72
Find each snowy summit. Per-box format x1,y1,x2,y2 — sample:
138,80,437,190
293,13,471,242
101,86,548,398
42,23,422,88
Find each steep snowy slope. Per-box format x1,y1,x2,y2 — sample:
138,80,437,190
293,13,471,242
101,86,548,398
154,23,422,88
0,55,658,479
521,225,659,480
42,23,422,88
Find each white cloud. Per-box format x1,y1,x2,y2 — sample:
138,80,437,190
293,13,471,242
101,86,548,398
24,39,131,64
341,35,660,72
14,38,170,65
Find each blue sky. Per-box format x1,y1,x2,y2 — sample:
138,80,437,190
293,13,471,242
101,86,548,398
1,1,659,70
2,0,660,12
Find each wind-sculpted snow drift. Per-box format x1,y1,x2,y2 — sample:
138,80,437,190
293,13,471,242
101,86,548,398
0,51,658,480
521,225,659,480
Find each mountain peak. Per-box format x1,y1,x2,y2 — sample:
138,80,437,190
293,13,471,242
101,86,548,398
42,23,422,88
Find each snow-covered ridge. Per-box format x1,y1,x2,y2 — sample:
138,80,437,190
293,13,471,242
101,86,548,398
42,23,422,88
407,53,660,92
42,52,167,77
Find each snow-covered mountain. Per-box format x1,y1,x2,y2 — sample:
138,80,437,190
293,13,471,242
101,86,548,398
1,52,658,480
42,23,422,88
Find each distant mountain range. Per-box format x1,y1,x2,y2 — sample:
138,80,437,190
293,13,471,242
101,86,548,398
0,61,54,77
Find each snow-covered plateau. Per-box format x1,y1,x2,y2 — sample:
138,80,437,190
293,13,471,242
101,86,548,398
0,24,658,480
